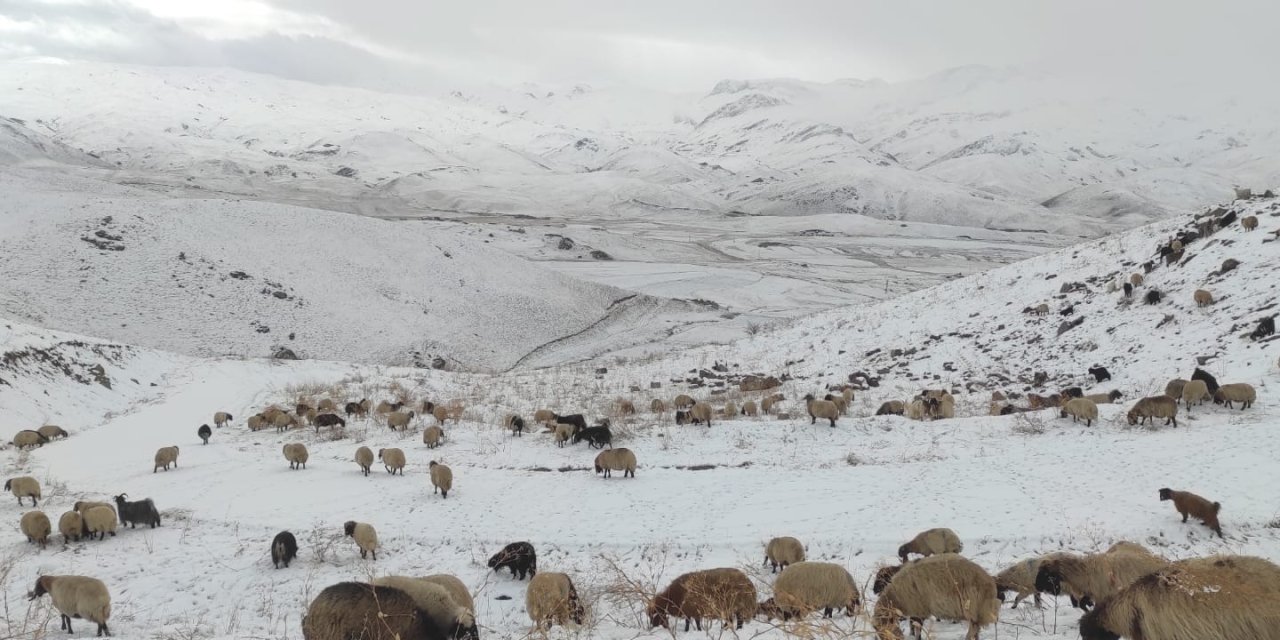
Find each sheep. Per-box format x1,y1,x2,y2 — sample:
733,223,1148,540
113,494,160,529
353,446,374,476
673,394,695,409
5,476,41,506
424,425,445,449
742,400,758,416
430,460,452,498
313,413,345,431
552,413,588,433
1194,288,1214,307
768,561,861,620
214,411,233,428
877,401,905,416
761,396,777,414
1029,303,1050,316
431,405,450,425
1127,395,1179,427
1252,316,1276,340
1214,383,1256,409
573,425,612,449
317,399,336,412
650,399,667,413
197,424,211,444
1159,487,1223,537
593,447,636,478
822,393,848,415
1083,390,1122,405
37,424,69,440
83,505,118,540
370,576,479,639
506,414,526,436
1122,282,1133,297
271,530,297,569
873,554,999,640
722,401,738,417
533,408,555,425
648,568,756,632
994,553,1072,609
1242,215,1259,231
1078,555,1280,640
153,446,179,473
59,511,83,543
21,510,52,549
1145,289,1162,305
27,575,112,637
374,400,402,416
926,393,956,420
246,415,267,431
11,429,48,449
1165,378,1188,402
615,398,636,415
343,521,378,560
526,572,585,630
803,393,839,427
343,400,368,419
296,403,313,420
1192,366,1220,394
378,448,406,475
1130,273,1144,286
421,574,474,614
1034,547,1167,611
1060,386,1084,400
1059,397,1099,426
1027,393,1061,410
905,398,927,420
1182,378,1211,410
488,541,537,580
301,582,453,640
689,403,713,426
386,410,415,431
283,443,309,470
764,536,805,573
554,423,573,447
1087,366,1111,383
273,412,300,432
897,528,962,563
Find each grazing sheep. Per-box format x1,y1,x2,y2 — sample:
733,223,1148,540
386,410,415,431
554,423,573,447
506,414,526,436
1060,387,1084,400
877,401,905,416
272,531,297,569
343,521,378,560
370,577,479,640
648,568,756,632
1159,488,1223,537
59,511,83,543
374,401,402,416
673,410,691,425
761,396,777,414
1083,390,1122,405
1164,378,1188,402
593,448,636,478
573,425,612,449
1192,367,1220,394
283,443,309,470
769,562,861,620
1123,282,1133,298
533,409,555,425
552,413,588,433
1127,395,1179,427
213,411,233,428
423,425,445,449
6,476,41,506
1194,289,1214,307
615,399,636,415
378,448,406,475
28,575,112,637
246,415,267,432
1214,383,1256,409
689,403,713,426
995,553,1071,609
1078,555,1280,640
873,554,998,640
313,413,345,431
317,399,336,412
673,394,695,409
21,510,52,549
1059,397,1099,426
1252,316,1275,340
526,572,585,630
650,399,667,413
1145,289,1162,305
37,424,69,440
1130,273,1144,286
11,430,48,449
742,400,758,416
197,424,211,445
822,393,848,415
803,393,839,427
343,400,368,419
1241,215,1259,231
83,506,117,540
1035,547,1167,611
898,528,962,563
113,494,160,529
273,412,299,432
764,536,806,573
421,575,474,614
431,405,449,425
429,461,452,498
488,541,537,580
152,446,180,473
1182,379,1211,409
353,446,374,476
1088,366,1111,383
301,582,450,640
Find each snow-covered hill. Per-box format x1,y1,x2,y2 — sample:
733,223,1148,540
2,193,1277,639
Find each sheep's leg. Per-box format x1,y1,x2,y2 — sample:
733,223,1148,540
1181,511,1189,523
823,607,833,618
98,621,111,636
61,614,70,631
965,621,980,640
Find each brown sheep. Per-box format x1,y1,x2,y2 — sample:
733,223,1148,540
648,568,756,632
431,405,449,425
423,425,445,448
1213,383,1256,409
153,446,180,472
897,528,962,562
301,582,460,640
742,400,758,416
615,398,636,415
1034,547,1167,610
21,510,52,549
1127,395,1178,427
533,409,555,425
649,399,666,413
764,536,805,573
874,554,998,640
1130,273,1144,286
689,402,713,426
430,461,452,498
1059,397,1099,426
1241,215,1259,231
1159,488,1223,537
1194,289,1214,307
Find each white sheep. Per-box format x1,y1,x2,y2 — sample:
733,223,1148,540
28,575,112,637
153,446,180,473
343,521,378,560
283,443,309,470
378,448,406,475
430,461,453,498
5,476,41,506
20,510,52,549
803,394,839,427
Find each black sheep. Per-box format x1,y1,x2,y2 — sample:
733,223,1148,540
551,413,587,434
675,410,692,425
1142,260,1156,274
314,413,346,431
1059,304,1075,316
197,424,212,445
1218,211,1238,227
1145,289,1162,305
509,415,526,436
488,541,537,580
1191,367,1220,394
1123,282,1133,297
1087,366,1111,383
574,426,613,449
1252,316,1275,340
1061,387,1084,399
114,493,161,529
343,402,363,417
271,531,297,569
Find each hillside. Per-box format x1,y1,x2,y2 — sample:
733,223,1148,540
1,194,1277,639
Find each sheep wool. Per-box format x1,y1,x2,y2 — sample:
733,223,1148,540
59,510,83,543
1127,395,1179,428
533,409,555,425
302,582,447,640
21,510,52,549
354,446,374,476
650,399,666,413
1194,289,1214,307
897,527,963,562
83,505,118,540
5,476,41,506
11,430,47,449
386,411,414,431
1164,378,1188,402
378,448,406,475
594,448,637,478
742,400,758,416
30,576,112,638
153,446,180,473
689,403,713,426
430,461,453,498
673,394,695,409
1213,383,1256,410
764,536,806,573
526,572,585,629
647,568,756,632
771,561,861,620
554,423,573,447
1035,547,1167,609
1060,397,1099,427
873,554,998,640
423,425,445,448
432,405,449,424
803,394,840,427
1182,379,1211,409
371,576,479,639
1242,215,1259,231
421,574,475,613
343,521,378,560
37,425,69,440
283,443,309,470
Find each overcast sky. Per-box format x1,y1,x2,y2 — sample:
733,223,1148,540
1,0,1275,94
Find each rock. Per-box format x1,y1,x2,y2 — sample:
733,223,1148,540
739,375,781,392
589,250,613,260
650,382,661,389
272,291,288,299
335,166,357,178
557,237,575,250
1057,316,1085,336
595,367,608,374
1033,372,1049,387
272,347,298,360
431,356,447,370
229,271,250,280
88,364,111,389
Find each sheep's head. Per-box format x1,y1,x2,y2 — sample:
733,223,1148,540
756,597,782,621
873,565,901,594
1108,390,1122,401
1126,410,1139,425
343,521,356,537
1158,488,1174,501
28,576,55,600
450,613,480,640
1033,565,1062,595
647,599,670,628
1078,605,1120,640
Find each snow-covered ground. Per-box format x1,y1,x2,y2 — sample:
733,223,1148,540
3,193,1277,639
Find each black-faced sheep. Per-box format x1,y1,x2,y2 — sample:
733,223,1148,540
113,494,160,529
1035,546,1166,611
1122,282,1133,297
506,414,526,436
1213,383,1256,409
59,511,83,543
313,413,345,431
551,413,588,433
1144,289,1162,305
197,424,211,444
1192,367,1220,393
768,561,861,620
379,448,406,475
873,554,998,640
272,531,297,569
594,448,636,478
1182,379,1211,410
343,521,377,560
213,411,233,428
994,553,1071,609
488,541,536,580
1078,555,1280,640
424,425,445,449
573,425,612,449
876,401,905,416
355,446,374,476
21,510,51,549
28,575,112,637
371,576,479,640
1060,397,1099,426
429,461,452,498
1127,395,1178,427
6,476,41,506
283,443,309,470
11,429,48,449
37,424,68,440
897,528,962,563
83,505,117,540
1252,316,1275,340
1159,488,1223,537
673,394,695,409
764,536,805,573
301,582,451,640
526,572,584,630
803,393,839,427
386,410,415,431
1130,273,1144,286
153,446,179,472
1088,366,1111,383
648,568,756,632
1083,390,1123,405
689,403,713,426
